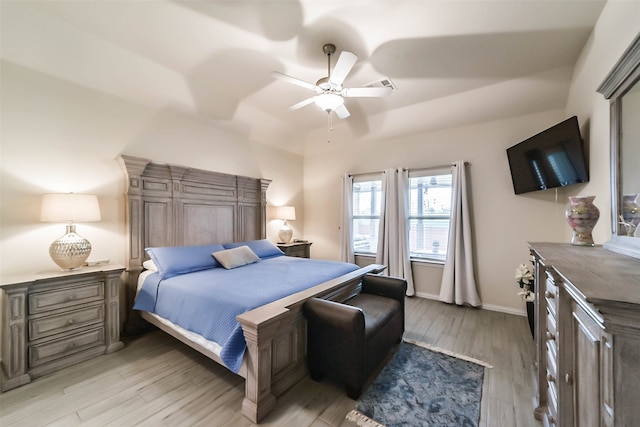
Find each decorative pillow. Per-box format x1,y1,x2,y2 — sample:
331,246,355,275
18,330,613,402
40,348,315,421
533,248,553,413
223,239,284,259
142,259,158,272
145,243,225,279
212,246,260,269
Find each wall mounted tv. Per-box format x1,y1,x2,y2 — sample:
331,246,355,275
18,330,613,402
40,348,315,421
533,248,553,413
506,116,589,195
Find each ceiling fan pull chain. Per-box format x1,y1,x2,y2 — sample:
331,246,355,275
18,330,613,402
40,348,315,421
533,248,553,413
327,112,333,143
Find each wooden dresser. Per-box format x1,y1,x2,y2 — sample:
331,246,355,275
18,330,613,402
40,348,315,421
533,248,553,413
1,265,124,392
529,243,640,427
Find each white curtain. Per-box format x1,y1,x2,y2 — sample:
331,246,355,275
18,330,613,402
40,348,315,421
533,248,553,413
376,168,415,296
439,161,481,306
340,173,355,263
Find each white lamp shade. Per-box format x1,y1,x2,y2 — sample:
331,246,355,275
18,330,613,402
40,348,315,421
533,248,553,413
41,193,101,223
314,93,344,112
273,206,296,221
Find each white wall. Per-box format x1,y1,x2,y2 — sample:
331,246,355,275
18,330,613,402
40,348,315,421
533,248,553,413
0,60,304,279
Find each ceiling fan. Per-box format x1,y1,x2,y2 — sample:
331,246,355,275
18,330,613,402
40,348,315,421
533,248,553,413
270,44,393,120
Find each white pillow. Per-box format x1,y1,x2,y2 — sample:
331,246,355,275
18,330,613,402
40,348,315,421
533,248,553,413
142,259,158,272
212,246,260,270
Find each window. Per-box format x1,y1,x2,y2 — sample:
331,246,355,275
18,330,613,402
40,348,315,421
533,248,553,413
349,169,452,262
408,170,452,262
352,177,382,254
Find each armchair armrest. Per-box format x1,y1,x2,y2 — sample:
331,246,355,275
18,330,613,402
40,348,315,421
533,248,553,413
361,273,407,304
303,298,366,386
303,298,364,336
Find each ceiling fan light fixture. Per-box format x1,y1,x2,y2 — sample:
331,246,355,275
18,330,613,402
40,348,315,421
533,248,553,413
314,93,344,112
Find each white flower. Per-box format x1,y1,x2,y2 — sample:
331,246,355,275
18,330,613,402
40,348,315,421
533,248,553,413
515,263,533,285
518,286,535,302
515,263,535,301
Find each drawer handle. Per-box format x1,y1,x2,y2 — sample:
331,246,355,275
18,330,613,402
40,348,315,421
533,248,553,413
565,373,572,384
546,373,555,383
546,332,555,341
67,342,77,351
545,291,555,299
66,294,76,302
67,318,75,325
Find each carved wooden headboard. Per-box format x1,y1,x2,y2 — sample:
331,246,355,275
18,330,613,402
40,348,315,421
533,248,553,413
118,155,271,332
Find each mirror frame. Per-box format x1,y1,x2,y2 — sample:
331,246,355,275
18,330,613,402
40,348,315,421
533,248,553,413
598,34,640,259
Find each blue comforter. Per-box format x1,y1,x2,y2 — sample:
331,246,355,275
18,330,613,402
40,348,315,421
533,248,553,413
134,255,359,373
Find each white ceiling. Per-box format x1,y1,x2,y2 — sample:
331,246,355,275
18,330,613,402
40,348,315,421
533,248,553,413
1,1,606,154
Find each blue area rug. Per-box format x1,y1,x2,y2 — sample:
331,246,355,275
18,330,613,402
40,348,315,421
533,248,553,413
346,341,489,427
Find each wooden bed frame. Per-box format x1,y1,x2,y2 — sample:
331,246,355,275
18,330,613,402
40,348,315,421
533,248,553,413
119,155,384,422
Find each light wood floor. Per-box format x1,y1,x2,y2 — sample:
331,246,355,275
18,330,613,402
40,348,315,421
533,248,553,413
0,297,540,426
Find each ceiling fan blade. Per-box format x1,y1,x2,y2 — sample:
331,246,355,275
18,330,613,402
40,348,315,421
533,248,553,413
329,51,357,86
342,87,393,97
270,71,318,91
334,104,351,119
289,97,316,111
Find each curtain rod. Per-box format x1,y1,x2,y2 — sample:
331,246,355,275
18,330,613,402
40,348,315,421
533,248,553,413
348,171,384,178
348,162,469,177
426,161,470,170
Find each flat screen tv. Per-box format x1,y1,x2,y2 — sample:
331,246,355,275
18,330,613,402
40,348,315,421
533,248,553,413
506,116,588,195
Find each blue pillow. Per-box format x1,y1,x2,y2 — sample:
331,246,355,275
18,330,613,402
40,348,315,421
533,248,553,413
145,243,225,279
223,239,284,259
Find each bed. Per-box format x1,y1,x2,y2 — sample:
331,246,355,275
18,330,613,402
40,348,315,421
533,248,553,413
119,155,384,422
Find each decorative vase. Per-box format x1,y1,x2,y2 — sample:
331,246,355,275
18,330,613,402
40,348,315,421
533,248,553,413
565,196,600,246
621,193,640,237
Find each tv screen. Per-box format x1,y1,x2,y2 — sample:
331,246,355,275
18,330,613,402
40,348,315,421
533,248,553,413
506,116,588,195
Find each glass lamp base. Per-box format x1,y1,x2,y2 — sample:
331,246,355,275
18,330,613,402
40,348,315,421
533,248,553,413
49,224,92,270
278,222,293,244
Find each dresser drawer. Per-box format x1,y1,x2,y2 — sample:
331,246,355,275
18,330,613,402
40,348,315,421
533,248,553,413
29,327,105,367
545,274,558,316
546,341,557,378
285,246,307,257
29,281,104,314
546,309,557,343
547,379,559,427
29,304,104,341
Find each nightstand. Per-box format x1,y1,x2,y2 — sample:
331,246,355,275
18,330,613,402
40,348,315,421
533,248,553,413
277,241,312,258
0,264,124,392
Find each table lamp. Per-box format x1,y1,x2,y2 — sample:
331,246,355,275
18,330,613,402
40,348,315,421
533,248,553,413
41,193,101,270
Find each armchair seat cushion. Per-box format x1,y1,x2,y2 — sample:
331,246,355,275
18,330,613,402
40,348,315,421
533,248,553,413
345,293,401,340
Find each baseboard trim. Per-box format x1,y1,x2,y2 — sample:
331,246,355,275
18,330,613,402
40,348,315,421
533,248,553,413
412,292,527,317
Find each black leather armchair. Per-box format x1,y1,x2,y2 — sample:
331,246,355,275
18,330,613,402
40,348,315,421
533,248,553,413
303,273,407,399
